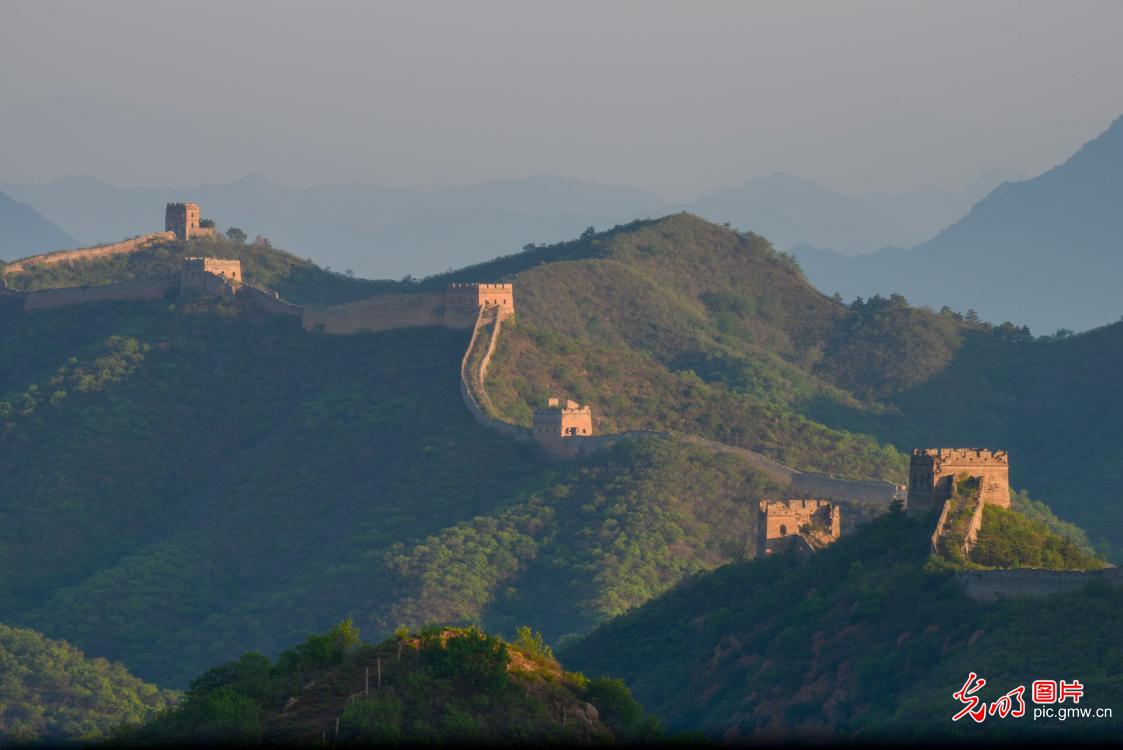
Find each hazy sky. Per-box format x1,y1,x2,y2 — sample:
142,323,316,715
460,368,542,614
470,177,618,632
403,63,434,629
1,0,1121,198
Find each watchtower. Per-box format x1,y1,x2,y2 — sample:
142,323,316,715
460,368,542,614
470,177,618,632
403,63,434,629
180,257,243,295
906,448,1010,516
445,283,515,320
532,397,593,456
166,202,203,240
758,499,841,556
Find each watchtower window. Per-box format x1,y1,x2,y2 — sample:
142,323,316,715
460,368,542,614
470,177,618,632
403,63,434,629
779,524,787,536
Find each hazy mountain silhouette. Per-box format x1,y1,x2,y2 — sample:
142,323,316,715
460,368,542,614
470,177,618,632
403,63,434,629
795,114,1123,334
0,174,670,279
3,168,1012,278
0,190,76,261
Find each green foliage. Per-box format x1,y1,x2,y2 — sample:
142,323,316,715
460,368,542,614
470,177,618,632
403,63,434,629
971,505,1106,570
340,694,403,743
816,293,962,398
134,625,631,745
584,676,650,738
515,626,554,666
421,626,509,694
0,623,176,743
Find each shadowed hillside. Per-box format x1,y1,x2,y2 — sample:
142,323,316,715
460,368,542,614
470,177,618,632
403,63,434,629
563,509,1123,742
0,623,176,743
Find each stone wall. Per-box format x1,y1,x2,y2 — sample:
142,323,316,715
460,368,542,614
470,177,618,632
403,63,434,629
22,278,172,310
788,472,902,506
457,306,533,444
302,293,446,334
2,232,175,277
957,567,1122,601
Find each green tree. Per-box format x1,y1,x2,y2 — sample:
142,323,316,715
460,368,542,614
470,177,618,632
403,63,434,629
224,227,247,244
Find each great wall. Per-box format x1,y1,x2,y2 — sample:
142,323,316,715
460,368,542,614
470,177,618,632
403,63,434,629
3,202,1116,601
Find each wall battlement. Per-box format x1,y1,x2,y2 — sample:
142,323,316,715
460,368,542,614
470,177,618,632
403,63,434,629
758,499,841,555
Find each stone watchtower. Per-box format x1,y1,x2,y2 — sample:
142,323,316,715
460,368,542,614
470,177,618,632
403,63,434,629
758,499,841,556
180,257,243,295
906,448,1010,516
166,202,202,240
532,397,593,457
444,282,515,326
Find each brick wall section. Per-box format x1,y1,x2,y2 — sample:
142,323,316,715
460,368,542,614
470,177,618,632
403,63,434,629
957,567,1122,601
22,278,172,310
302,293,447,333
2,232,176,276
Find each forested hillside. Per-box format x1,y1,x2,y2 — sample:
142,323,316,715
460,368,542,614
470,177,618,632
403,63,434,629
471,215,1123,550
563,509,1123,742
124,621,660,745
0,289,811,688
1,212,1118,702
0,623,176,742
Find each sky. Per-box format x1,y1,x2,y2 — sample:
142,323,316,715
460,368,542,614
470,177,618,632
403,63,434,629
1,0,1121,199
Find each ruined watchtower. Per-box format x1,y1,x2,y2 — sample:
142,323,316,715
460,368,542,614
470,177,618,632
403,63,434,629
166,203,203,240
906,448,1010,516
180,257,243,295
532,398,593,457
758,499,841,556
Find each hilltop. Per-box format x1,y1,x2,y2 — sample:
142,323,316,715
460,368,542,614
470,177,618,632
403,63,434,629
0,623,176,743
562,509,1123,742
124,622,660,746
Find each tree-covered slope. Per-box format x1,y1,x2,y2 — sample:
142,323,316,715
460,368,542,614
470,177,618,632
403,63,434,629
563,509,1123,742
1,211,1119,702
125,621,662,746
0,292,802,688
0,623,176,743
472,216,1122,551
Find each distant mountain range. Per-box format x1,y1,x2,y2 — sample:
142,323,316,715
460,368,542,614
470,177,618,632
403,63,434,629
689,168,1019,255
0,190,76,260
1,168,1014,280
795,114,1123,334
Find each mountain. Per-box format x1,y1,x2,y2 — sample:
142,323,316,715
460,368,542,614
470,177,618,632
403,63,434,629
1,168,1017,282
857,166,1025,246
686,172,910,254
795,114,1123,334
0,174,670,280
684,170,1019,256
0,190,76,261
563,509,1123,741
0,214,1119,696
0,623,176,743
125,622,659,745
